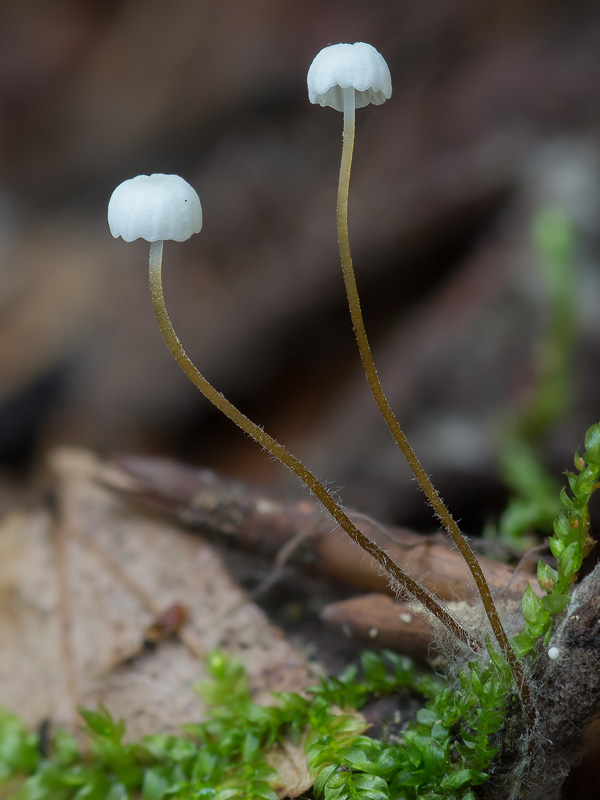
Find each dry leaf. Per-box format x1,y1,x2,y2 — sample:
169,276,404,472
267,713,367,799
268,739,314,799
0,448,311,740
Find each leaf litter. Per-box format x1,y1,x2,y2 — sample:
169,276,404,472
0,448,327,796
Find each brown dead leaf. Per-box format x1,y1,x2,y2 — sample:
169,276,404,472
266,711,368,799
267,739,315,799
0,448,311,740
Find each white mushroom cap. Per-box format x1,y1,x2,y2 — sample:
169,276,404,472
108,174,203,243
307,42,392,111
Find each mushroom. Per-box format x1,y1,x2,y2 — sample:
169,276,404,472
107,171,475,651
306,43,393,434
307,42,391,115
108,173,203,291
308,45,532,716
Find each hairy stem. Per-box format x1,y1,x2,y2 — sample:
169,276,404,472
337,89,534,729
147,239,476,650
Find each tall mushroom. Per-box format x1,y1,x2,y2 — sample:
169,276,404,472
308,44,533,726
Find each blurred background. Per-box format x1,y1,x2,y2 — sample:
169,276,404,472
1,0,600,533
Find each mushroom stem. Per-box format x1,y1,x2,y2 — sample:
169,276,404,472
336,89,534,727
149,240,164,280
147,242,477,651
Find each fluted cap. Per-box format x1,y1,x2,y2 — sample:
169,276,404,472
108,174,203,243
307,42,392,111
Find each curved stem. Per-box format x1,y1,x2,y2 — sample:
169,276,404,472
147,239,477,651
337,91,534,728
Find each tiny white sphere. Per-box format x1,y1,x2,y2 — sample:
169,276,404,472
548,646,560,660
307,42,392,111
108,174,202,243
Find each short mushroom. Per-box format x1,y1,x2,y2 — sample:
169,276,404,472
107,170,475,651
108,173,202,288
108,173,203,244
108,172,210,407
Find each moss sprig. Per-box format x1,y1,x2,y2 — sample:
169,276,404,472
0,648,516,800
514,421,600,657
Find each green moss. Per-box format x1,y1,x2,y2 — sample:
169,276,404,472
513,421,600,657
2,423,598,800
0,647,502,800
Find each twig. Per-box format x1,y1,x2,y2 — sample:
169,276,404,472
108,456,539,605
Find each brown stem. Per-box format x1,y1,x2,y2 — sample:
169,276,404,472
147,239,477,651
114,454,539,605
336,96,535,731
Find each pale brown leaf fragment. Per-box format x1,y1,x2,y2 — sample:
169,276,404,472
0,510,67,728
0,448,311,740
267,739,314,799
266,712,368,799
